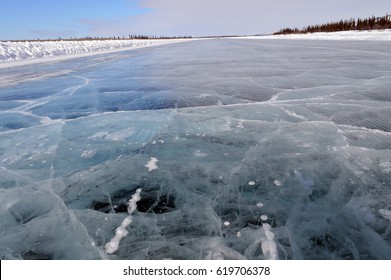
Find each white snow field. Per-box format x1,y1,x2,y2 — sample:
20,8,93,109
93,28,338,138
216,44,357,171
250,29,391,40
0,35,390,260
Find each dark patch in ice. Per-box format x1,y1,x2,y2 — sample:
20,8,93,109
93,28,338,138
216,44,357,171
202,135,256,147
90,189,136,213
308,187,330,202
0,113,42,132
8,198,55,224
91,201,112,213
3,122,27,130
89,187,176,214
310,233,334,249
22,250,51,260
308,232,360,260
137,193,176,214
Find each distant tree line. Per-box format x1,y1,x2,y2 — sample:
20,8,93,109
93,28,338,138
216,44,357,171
274,14,391,35
59,35,192,41
7,35,192,42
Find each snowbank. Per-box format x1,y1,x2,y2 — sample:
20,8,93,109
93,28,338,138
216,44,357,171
244,29,391,41
0,39,188,63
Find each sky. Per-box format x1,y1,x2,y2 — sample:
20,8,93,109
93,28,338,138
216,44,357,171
1,0,390,40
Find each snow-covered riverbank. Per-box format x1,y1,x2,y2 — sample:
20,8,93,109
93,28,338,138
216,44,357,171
246,29,391,41
0,39,190,63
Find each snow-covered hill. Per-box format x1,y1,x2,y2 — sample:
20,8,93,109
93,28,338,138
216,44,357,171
0,39,187,63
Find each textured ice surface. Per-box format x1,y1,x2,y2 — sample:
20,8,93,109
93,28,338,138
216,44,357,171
0,39,391,260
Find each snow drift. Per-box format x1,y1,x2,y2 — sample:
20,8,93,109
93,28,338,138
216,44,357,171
0,39,187,62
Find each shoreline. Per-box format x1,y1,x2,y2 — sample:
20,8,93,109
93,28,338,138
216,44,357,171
0,38,195,69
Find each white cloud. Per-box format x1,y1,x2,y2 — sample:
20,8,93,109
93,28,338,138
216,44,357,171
135,0,391,36
80,0,391,37
132,0,274,35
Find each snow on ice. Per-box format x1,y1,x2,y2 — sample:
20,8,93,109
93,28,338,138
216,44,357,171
145,157,158,172
104,188,142,254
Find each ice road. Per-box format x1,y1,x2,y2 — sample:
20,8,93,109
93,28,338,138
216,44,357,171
0,39,390,260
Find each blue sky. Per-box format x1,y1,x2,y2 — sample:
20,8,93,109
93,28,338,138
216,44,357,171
1,0,149,39
1,0,390,40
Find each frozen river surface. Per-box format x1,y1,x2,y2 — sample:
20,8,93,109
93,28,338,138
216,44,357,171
0,39,390,259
